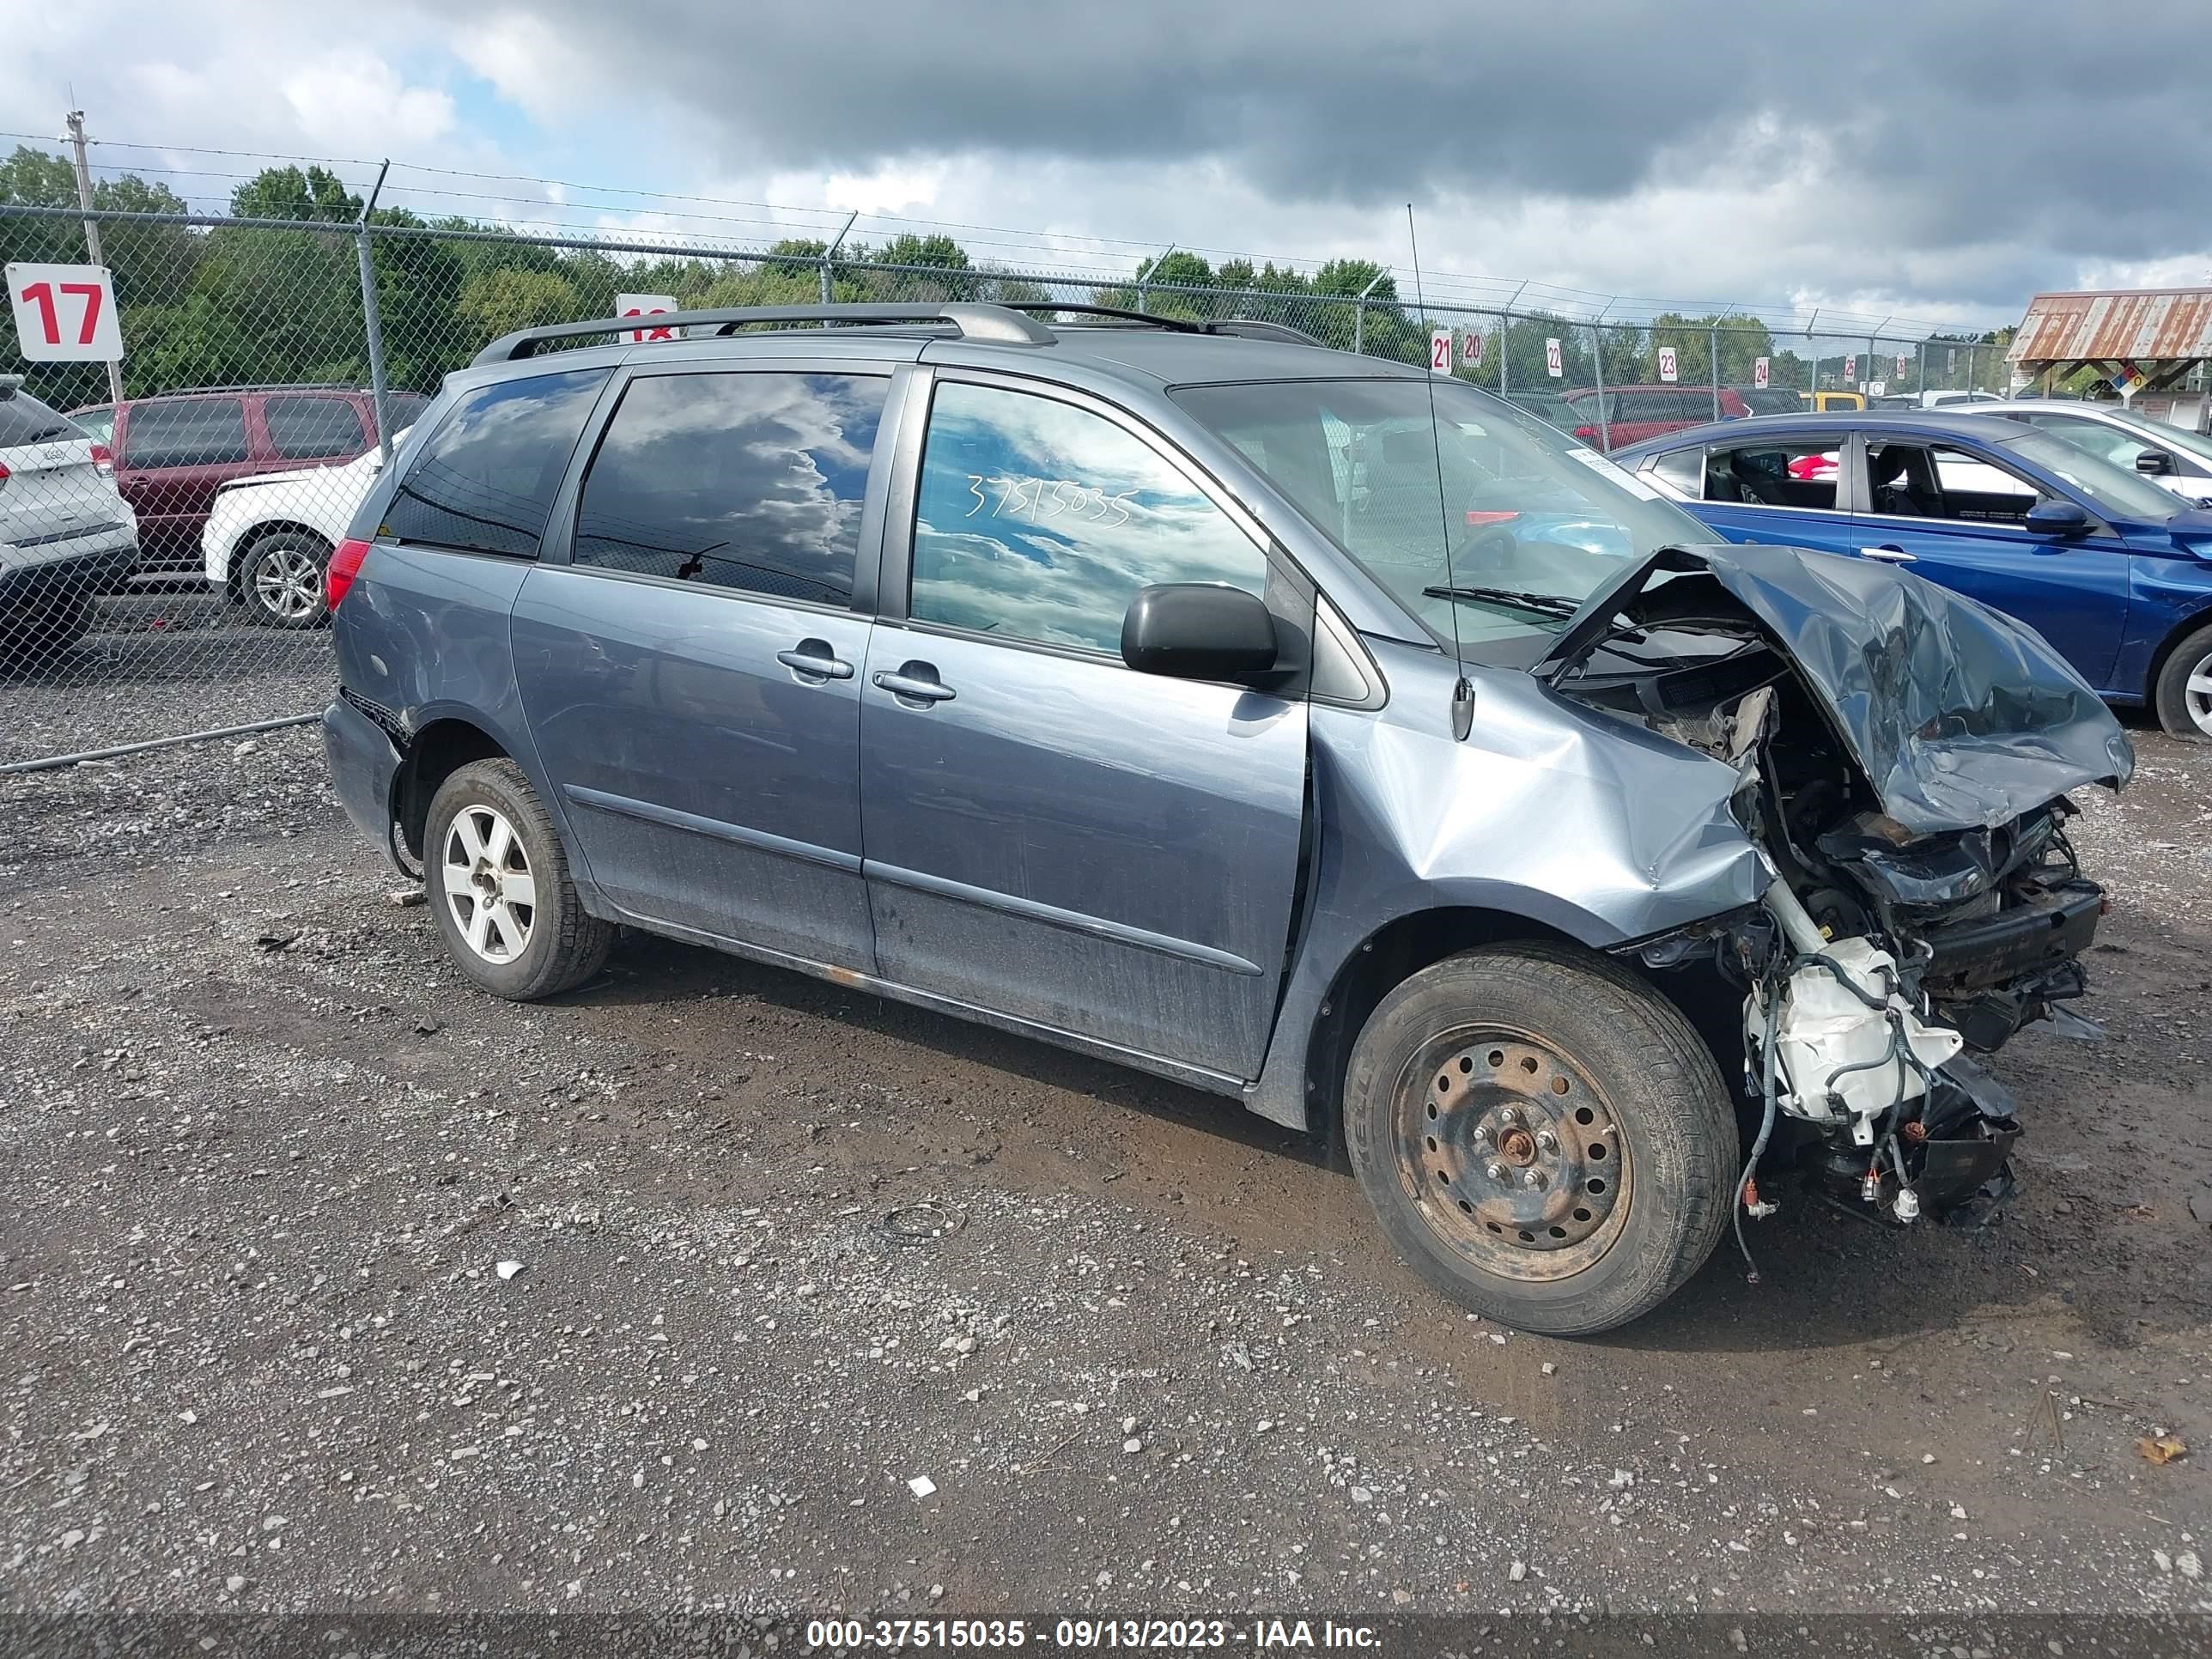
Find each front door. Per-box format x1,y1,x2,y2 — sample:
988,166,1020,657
859,374,1310,1081
1655,430,1862,559
1851,436,2133,692
114,395,259,565
511,363,897,969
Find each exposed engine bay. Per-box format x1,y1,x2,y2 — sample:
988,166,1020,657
1543,547,2130,1235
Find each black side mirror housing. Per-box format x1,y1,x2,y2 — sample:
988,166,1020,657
2136,448,2174,476
1121,583,1279,681
2024,499,2091,537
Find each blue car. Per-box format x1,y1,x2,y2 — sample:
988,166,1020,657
1612,412,2212,738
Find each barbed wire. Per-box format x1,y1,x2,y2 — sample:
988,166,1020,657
0,128,1997,336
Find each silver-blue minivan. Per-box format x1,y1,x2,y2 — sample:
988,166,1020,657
320,303,2130,1334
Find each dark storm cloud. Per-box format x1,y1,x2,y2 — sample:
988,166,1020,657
530,0,2211,267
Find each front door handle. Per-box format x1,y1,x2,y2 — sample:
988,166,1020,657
777,641,854,681
1861,544,1917,562
872,664,957,704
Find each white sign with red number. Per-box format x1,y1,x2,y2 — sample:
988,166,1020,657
617,293,683,343
1656,346,1678,383
1753,356,1770,390
7,262,124,362
1544,337,1564,379
1843,355,1857,381
1430,327,1453,375
1896,353,1909,377
1460,328,1482,369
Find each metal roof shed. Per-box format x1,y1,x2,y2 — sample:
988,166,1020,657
2008,287,2212,394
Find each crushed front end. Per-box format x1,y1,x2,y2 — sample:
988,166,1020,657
1545,543,2132,1228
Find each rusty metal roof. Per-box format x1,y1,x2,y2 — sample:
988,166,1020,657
2009,288,2212,365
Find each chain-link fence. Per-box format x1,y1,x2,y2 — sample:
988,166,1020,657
0,200,2002,768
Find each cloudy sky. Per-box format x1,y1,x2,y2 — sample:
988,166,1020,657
8,0,2210,330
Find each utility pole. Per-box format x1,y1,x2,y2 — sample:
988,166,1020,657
64,110,125,408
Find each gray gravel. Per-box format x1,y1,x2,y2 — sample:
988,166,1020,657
0,720,2207,1619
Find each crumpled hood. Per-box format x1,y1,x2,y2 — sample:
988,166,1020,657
1539,542,2135,836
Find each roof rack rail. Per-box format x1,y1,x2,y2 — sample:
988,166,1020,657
471,302,1055,365
996,302,1325,346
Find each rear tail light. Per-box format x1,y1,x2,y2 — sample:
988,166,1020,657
325,537,371,611
89,441,113,478
1573,425,1599,441
0,460,9,492
1463,510,1522,526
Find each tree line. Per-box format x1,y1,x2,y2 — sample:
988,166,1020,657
1,147,2009,413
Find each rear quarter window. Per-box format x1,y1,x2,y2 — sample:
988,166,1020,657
379,368,610,558
0,390,77,447
122,398,250,468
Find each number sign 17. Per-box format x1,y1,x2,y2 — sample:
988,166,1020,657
7,262,125,362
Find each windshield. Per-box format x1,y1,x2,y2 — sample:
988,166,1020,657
1997,428,2185,522
1735,388,1803,416
2060,410,2212,471
1172,377,1711,655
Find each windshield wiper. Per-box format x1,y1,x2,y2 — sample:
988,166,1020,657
1423,584,1581,618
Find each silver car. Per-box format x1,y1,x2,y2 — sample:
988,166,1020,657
0,376,137,669
319,304,2130,1334
1972,400,2212,508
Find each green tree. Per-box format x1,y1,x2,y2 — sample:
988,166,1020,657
230,165,359,223
454,266,580,347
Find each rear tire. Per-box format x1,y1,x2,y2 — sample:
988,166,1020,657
239,531,331,629
1342,942,1737,1336
2152,621,2212,741
425,760,613,1000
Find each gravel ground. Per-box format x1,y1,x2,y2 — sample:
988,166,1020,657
0,593,329,768
0,718,2207,1625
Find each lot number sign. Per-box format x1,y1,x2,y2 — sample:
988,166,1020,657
617,293,683,343
1545,337,1564,378
1753,356,1770,389
7,262,124,362
1460,329,1482,369
1431,327,1453,375
1656,347,1678,383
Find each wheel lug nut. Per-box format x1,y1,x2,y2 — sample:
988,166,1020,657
1535,1129,1559,1152
1497,1106,1520,1127
1521,1169,1546,1191
1484,1162,1506,1182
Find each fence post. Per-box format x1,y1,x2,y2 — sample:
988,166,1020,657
1917,338,1928,397
355,160,393,465
1710,324,1721,419
1496,313,1507,395
1352,267,1386,356
1590,324,1611,453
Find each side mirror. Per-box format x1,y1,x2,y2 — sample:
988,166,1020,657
1121,583,1278,681
2024,499,2091,537
2136,448,2174,476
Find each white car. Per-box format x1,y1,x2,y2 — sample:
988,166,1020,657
0,377,138,667
201,432,406,628
1965,402,2212,509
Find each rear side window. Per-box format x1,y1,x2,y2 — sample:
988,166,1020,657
908,380,1267,654
380,368,609,558
265,394,368,459
122,398,249,467
0,390,76,447
1704,440,1839,509
386,392,431,429
573,370,888,604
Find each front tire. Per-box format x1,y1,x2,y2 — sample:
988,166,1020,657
239,531,331,629
1342,942,1737,1335
425,760,614,1000
2152,620,2212,741
3,598,92,673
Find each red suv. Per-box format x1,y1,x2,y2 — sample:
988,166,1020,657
68,385,428,576
1560,386,1749,449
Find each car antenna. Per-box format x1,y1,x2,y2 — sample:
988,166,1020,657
1407,204,1476,741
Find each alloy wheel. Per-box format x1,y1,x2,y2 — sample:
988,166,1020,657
253,544,325,623
441,804,537,963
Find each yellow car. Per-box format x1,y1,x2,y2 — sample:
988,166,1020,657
1800,390,1867,411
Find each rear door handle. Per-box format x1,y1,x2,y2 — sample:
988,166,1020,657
776,641,854,681
872,665,957,704
1861,545,1917,562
